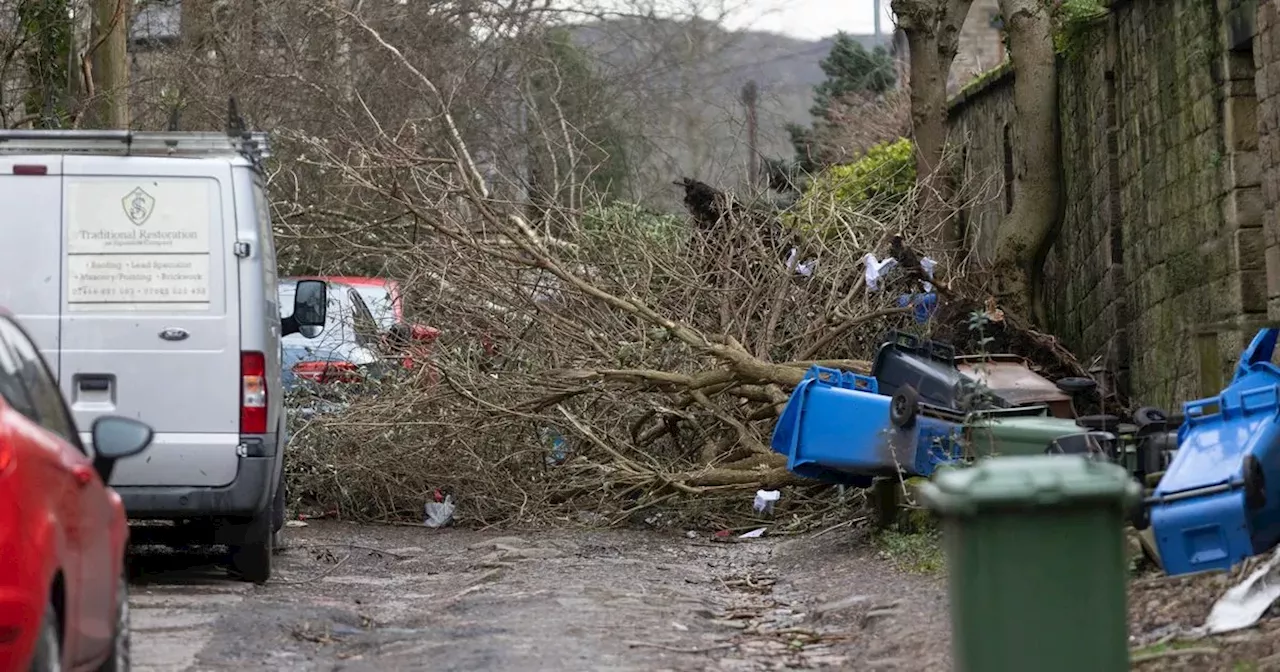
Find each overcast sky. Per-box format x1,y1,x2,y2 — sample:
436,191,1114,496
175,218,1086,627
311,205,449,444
570,0,896,41
723,0,895,40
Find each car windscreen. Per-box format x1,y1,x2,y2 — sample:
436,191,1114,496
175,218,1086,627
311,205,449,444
352,285,397,331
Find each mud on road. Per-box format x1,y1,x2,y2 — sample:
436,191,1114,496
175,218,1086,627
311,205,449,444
126,521,950,671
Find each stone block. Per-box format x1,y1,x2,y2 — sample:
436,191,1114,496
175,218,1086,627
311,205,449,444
1209,276,1245,319
1207,237,1236,278
1269,61,1280,97
1267,244,1280,298
1226,79,1259,98
1234,227,1268,269
1261,131,1278,168
1225,185,1266,228
1229,150,1263,188
1226,96,1261,150
1265,212,1280,246
1242,269,1269,312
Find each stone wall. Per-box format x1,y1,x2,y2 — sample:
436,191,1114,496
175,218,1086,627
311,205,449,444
948,0,1274,409
946,64,1015,262
1258,0,1280,318
951,0,1007,93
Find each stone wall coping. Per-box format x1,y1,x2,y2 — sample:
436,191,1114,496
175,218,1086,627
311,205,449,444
947,61,1015,118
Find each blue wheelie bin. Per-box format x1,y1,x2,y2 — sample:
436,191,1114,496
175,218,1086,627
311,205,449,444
1149,328,1280,576
770,366,964,487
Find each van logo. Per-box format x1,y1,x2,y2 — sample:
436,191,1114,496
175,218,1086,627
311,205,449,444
159,327,189,342
122,187,156,226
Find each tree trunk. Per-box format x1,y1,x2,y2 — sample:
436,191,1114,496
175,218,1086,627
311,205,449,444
992,0,1060,323
891,0,975,249
903,27,951,243
85,0,129,128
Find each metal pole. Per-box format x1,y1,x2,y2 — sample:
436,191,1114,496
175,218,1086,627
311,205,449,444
741,80,759,188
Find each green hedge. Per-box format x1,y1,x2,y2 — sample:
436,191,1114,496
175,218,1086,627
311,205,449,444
579,202,685,247
784,137,915,239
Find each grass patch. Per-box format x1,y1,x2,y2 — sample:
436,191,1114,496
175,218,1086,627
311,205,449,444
871,528,945,575
1129,639,1220,665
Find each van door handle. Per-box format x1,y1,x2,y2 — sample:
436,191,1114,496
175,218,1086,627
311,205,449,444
78,376,111,392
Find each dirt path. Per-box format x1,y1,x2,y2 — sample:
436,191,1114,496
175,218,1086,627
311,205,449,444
126,521,950,671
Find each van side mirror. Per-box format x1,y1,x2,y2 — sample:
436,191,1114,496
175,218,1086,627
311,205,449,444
282,280,327,338
91,416,153,483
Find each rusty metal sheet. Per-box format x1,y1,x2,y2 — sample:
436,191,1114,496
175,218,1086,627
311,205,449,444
954,354,1073,414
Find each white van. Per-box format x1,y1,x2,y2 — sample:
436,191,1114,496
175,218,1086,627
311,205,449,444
0,130,327,583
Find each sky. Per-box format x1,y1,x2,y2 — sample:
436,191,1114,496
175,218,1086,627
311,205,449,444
571,0,897,41
723,0,896,40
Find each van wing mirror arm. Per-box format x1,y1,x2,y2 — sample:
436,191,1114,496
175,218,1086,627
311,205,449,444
281,314,301,337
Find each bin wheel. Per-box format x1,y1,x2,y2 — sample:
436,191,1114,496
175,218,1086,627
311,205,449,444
890,385,919,429
1055,376,1097,395
1244,454,1267,511
1133,406,1168,429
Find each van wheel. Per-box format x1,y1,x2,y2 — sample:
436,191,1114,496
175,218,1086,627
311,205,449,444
271,468,286,533
228,507,273,584
29,598,61,672
96,573,129,672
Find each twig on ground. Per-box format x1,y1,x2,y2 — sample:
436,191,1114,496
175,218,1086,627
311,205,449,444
287,543,414,559
624,641,738,654
276,553,353,585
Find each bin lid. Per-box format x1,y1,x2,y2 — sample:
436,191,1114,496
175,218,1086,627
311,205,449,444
919,455,1141,517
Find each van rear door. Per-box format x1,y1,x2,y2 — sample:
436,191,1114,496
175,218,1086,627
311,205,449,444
60,157,241,487
0,156,65,373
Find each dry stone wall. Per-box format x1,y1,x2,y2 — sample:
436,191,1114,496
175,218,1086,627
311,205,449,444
949,0,1273,409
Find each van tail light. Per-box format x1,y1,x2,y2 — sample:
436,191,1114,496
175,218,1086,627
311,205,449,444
241,351,267,434
0,438,12,476
292,360,362,384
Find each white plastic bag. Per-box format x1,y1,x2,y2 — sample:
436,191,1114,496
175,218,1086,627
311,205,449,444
753,489,781,514
863,253,939,292
424,495,456,528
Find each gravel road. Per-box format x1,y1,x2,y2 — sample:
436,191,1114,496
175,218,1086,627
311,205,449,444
125,521,951,671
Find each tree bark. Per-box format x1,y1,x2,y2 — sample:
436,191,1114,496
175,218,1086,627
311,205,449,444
992,0,1060,323
891,0,975,248
84,0,130,128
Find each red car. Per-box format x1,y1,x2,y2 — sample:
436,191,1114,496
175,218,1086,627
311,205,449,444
0,312,154,671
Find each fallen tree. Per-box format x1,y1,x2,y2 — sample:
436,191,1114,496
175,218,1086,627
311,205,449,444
275,8,1116,529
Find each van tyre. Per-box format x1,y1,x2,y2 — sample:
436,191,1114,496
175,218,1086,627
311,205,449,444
29,597,60,672
228,504,273,584
271,468,286,533
96,572,130,672
890,386,919,429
